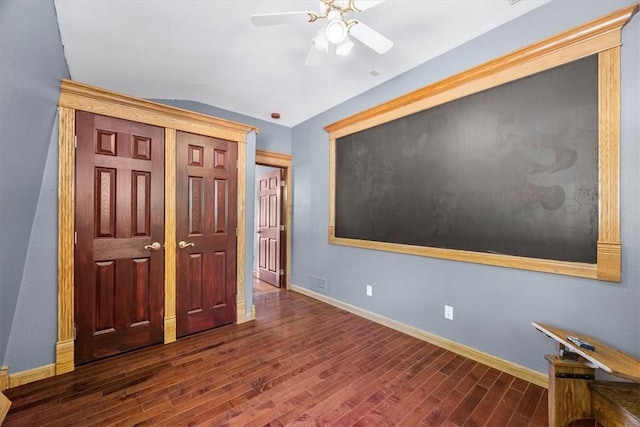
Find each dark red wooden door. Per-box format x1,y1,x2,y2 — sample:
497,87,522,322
74,112,165,365
176,131,237,337
257,169,282,287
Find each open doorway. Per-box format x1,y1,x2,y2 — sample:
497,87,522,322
254,150,292,295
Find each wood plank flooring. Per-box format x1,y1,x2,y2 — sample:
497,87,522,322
4,288,548,426
253,278,282,295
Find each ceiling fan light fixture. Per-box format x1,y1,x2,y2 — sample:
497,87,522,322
312,27,330,52
250,0,392,65
325,17,347,44
336,36,354,56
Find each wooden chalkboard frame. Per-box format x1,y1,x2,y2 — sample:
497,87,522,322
326,5,638,282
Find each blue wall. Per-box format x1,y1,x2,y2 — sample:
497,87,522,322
0,0,69,369
153,99,292,154
2,0,638,379
5,123,60,369
290,0,640,375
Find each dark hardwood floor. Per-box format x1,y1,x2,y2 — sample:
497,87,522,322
253,278,282,295
4,287,548,426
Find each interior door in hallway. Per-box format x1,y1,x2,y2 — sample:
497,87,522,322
257,169,282,287
74,112,165,365
176,131,238,337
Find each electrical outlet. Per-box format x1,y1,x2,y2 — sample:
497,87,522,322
366,285,373,296
444,305,454,320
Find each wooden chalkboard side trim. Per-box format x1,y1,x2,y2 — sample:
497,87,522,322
324,4,637,136
329,139,336,231
597,46,622,282
597,241,621,282
328,232,598,280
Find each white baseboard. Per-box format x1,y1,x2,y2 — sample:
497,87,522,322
291,284,547,389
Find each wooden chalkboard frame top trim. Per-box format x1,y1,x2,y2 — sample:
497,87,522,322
325,4,637,137
327,4,639,283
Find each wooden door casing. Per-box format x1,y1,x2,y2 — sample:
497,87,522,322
176,131,238,337
58,80,256,375
74,112,165,365
257,170,282,287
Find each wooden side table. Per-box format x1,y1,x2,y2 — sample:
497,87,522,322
534,322,640,427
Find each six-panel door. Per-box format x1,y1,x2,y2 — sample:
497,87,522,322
175,131,238,337
74,112,165,365
257,169,282,287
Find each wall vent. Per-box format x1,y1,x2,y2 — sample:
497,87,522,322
309,275,328,294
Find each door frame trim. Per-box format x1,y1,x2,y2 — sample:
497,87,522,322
256,150,292,290
57,79,257,374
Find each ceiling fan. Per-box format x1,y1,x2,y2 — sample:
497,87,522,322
250,0,392,66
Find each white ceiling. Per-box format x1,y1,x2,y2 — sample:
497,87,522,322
54,0,550,127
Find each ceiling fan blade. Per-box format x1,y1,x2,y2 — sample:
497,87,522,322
351,0,387,12
250,11,313,26
349,20,393,54
305,44,324,67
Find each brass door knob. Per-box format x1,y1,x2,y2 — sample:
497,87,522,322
178,241,195,249
144,242,162,251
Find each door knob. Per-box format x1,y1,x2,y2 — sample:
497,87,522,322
178,241,195,249
144,242,162,251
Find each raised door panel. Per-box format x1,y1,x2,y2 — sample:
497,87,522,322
176,131,237,337
257,170,282,286
74,111,165,365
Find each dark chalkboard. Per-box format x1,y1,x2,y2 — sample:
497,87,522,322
335,55,598,263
